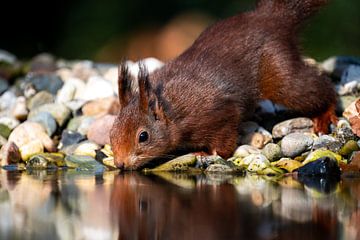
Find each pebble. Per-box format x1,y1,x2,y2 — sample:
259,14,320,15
233,145,261,158
272,158,302,173
303,149,342,165
272,118,313,139
71,60,99,80
0,123,11,139
8,121,56,153
0,49,17,64
58,130,86,149
26,153,66,169
205,164,233,173
86,114,116,145
338,140,359,156
341,65,360,85
11,96,28,121
28,111,57,136
321,56,360,78
196,155,227,169
64,154,106,173
0,91,17,111
241,132,272,149
0,142,21,165
66,116,95,135
24,73,63,95
30,53,57,72
312,135,342,152
19,139,44,161
82,97,119,117
298,157,341,177
281,133,313,158
0,78,9,95
28,103,71,127
27,91,55,110
262,143,282,162
56,81,76,103
79,76,114,101
73,141,101,158
143,154,196,172
0,117,20,130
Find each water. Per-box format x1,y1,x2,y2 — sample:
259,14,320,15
0,169,359,240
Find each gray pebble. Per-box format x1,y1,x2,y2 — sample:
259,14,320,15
262,143,282,162
28,112,57,136
281,133,314,158
272,118,313,139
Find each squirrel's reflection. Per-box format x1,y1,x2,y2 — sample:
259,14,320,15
110,173,337,240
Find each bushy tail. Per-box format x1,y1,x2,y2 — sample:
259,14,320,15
256,0,328,27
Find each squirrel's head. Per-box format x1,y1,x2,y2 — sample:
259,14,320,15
110,63,172,170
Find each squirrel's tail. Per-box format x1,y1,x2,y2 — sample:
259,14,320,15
256,0,328,27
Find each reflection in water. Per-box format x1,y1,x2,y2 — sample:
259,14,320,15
0,169,360,240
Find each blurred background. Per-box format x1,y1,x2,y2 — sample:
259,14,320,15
2,0,359,62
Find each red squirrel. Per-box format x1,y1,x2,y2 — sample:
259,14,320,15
110,0,338,170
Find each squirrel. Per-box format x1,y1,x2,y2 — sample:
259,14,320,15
110,0,338,170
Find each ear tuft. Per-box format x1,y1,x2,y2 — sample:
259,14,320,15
138,62,151,112
118,61,133,109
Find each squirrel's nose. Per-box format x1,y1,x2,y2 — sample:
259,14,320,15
115,161,125,170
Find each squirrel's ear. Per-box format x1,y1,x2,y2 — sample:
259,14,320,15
152,85,169,123
118,62,133,109
138,62,151,112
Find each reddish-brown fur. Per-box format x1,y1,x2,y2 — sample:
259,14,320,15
110,0,337,170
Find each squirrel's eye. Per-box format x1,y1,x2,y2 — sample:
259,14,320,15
138,131,149,143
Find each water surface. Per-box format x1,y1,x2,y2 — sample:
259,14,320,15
0,170,359,240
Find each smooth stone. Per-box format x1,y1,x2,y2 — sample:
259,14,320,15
336,81,359,96
303,149,342,165
0,91,17,111
28,103,71,126
312,135,342,152
71,61,99,80
73,141,101,158
0,49,17,64
101,157,116,169
338,140,359,156
19,139,44,161
195,155,227,169
26,153,66,169
205,164,233,173
56,81,77,103
281,133,313,158
82,97,119,117
64,154,106,173
24,73,63,95
298,157,341,178
233,145,261,158
79,76,114,101
241,132,272,149
28,112,57,136
0,117,20,130
262,143,282,162
0,78,9,95
143,154,196,172
11,96,28,121
341,65,360,85
272,118,313,139
64,99,87,116
66,115,95,135
0,123,11,139
246,154,284,175
0,142,21,165
335,125,357,143
272,158,302,173
27,91,54,110
58,130,86,149
29,53,56,72
8,121,56,152
87,114,116,145
63,78,86,99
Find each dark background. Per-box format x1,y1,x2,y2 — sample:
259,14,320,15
2,0,359,62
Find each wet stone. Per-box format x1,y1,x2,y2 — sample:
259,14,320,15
144,154,196,172
272,118,313,139
58,130,86,149
195,155,227,169
303,149,342,165
338,140,359,157
205,164,233,173
281,133,313,158
64,154,106,173
26,153,66,169
297,157,341,178
233,145,261,158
